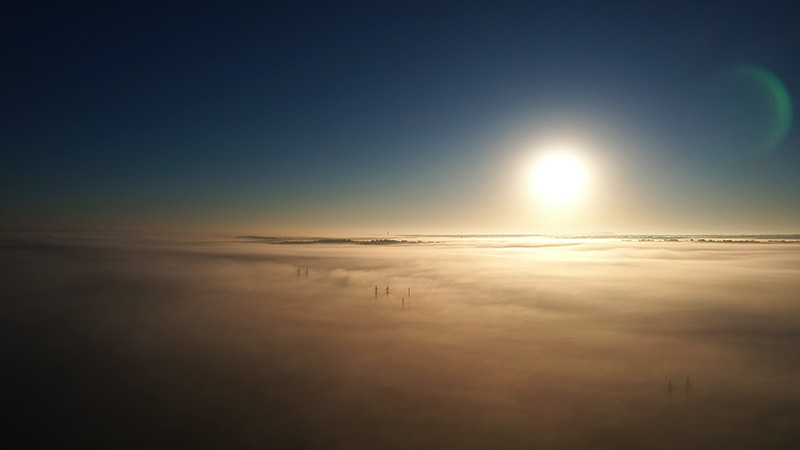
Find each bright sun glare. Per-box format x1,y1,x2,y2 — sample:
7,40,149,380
531,153,588,206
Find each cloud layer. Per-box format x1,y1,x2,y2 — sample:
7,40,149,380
2,233,799,449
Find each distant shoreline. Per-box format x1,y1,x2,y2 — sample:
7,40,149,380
235,234,800,245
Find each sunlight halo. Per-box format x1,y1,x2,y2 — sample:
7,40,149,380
530,153,589,206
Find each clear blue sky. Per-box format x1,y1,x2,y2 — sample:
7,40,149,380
2,1,799,234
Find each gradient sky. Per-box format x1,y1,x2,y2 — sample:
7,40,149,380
2,1,799,235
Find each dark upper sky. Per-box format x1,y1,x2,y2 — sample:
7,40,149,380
3,1,799,234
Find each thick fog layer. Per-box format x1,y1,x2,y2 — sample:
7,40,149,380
2,233,799,449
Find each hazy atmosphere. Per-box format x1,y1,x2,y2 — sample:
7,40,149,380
3,1,800,448
3,233,800,448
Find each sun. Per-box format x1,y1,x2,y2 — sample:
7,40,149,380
530,153,588,206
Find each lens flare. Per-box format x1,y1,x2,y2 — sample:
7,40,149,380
733,65,794,153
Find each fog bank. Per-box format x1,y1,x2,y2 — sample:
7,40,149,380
2,233,799,449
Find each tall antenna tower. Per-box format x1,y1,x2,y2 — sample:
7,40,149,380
666,380,674,408
684,377,693,402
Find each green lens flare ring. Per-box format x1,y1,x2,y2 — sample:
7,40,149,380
733,65,793,153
